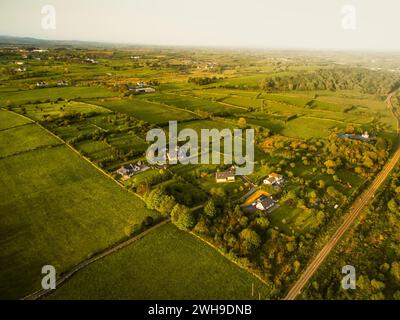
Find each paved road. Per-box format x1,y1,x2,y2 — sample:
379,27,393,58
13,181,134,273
284,93,400,300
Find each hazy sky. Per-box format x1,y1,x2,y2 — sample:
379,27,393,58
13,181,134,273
0,0,399,51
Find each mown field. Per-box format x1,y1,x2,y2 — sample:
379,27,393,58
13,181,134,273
47,223,270,300
0,112,159,299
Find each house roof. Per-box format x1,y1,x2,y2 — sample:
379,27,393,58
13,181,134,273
270,173,283,179
216,172,235,180
256,196,275,209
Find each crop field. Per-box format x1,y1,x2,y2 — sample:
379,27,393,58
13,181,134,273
0,113,159,299
47,223,270,300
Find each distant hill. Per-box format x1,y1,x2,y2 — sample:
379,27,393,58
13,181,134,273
0,35,135,48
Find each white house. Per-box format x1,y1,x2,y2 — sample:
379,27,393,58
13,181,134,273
216,171,235,183
362,131,370,139
263,173,284,186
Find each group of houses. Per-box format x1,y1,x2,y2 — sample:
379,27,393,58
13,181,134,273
229,172,284,213
116,161,150,179
36,80,69,88
84,58,98,64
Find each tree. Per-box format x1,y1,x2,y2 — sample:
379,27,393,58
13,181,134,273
324,159,336,169
239,228,261,250
238,117,247,128
391,261,400,282
388,199,398,214
204,199,217,218
255,216,270,229
171,204,196,230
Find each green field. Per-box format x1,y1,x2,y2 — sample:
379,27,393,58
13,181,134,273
139,92,243,114
0,87,115,105
88,97,197,124
0,123,60,158
0,113,159,299
0,109,31,130
281,117,345,138
48,223,269,299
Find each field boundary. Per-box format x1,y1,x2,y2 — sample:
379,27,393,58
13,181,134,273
0,143,63,161
188,231,271,292
0,122,34,132
0,108,146,202
22,219,171,300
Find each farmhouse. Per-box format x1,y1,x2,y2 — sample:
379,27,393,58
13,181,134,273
116,161,150,178
216,170,235,183
129,86,156,93
263,173,284,186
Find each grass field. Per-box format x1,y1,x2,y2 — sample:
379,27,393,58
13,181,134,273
0,113,159,299
0,123,61,158
0,109,31,130
0,87,115,105
281,117,344,138
269,204,319,235
47,223,270,300
88,97,197,124
139,92,242,114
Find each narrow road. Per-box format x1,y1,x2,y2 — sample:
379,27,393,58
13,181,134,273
284,92,400,300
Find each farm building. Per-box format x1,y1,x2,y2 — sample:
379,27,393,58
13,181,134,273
263,173,284,186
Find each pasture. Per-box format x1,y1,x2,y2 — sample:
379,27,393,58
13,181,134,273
87,97,197,124
0,87,115,105
0,122,60,158
0,115,159,299
47,223,270,300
